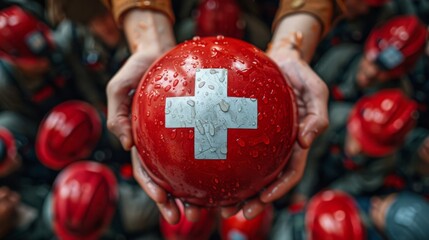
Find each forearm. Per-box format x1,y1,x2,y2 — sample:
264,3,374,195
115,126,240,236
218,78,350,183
123,9,175,54
270,14,322,62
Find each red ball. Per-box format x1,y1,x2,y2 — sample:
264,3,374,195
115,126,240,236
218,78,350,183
132,36,297,207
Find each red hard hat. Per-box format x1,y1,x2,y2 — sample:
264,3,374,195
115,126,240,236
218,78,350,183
365,15,428,76
0,6,53,66
132,36,298,207
160,199,216,240
306,190,365,240
53,161,118,240
196,0,244,39
220,204,274,240
36,101,102,170
0,127,17,176
347,89,418,157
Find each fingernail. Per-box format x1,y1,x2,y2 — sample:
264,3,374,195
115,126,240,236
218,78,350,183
302,131,316,148
245,206,262,220
164,209,174,219
221,210,234,219
120,136,129,150
120,135,126,144
159,203,174,219
245,207,255,219
263,193,273,202
9,192,19,203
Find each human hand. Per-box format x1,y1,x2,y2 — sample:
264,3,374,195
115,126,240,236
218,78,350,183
219,34,330,219
131,145,276,223
131,147,203,225
264,33,328,186
370,194,396,231
0,187,20,238
219,144,311,220
106,49,165,150
107,9,175,151
219,36,329,220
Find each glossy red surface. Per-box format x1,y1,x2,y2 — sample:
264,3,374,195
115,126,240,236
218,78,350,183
347,89,418,157
196,0,244,39
132,36,297,207
220,204,274,240
365,15,427,76
53,161,118,240
0,6,53,64
306,190,365,240
36,101,102,170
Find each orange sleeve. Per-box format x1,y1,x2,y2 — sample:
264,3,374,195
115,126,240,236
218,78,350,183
103,0,174,26
273,0,337,37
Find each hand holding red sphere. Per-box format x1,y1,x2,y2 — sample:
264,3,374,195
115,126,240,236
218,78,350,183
131,36,298,207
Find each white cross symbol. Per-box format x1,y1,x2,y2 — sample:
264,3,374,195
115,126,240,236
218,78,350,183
165,68,258,159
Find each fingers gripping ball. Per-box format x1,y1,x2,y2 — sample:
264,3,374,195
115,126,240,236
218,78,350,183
160,199,216,240
220,204,274,240
132,36,298,207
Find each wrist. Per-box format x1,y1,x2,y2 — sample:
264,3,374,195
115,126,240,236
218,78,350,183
107,0,174,26
267,32,304,62
267,43,303,66
124,9,176,54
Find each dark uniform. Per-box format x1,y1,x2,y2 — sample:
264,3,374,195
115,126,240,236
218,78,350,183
41,174,162,240
314,43,410,103
0,112,55,240
389,0,429,24
311,4,394,65
393,128,429,199
407,54,429,129
270,196,384,240
0,3,132,238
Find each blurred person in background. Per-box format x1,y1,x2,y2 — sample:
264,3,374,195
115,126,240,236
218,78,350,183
271,190,429,240
380,127,429,199
47,0,131,112
314,15,427,103
42,161,161,240
292,89,418,203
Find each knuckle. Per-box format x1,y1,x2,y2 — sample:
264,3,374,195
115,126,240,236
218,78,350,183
319,117,330,132
106,79,119,96
106,119,117,132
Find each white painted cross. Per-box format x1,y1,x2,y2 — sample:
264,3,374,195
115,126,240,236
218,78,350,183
165,68,258,159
